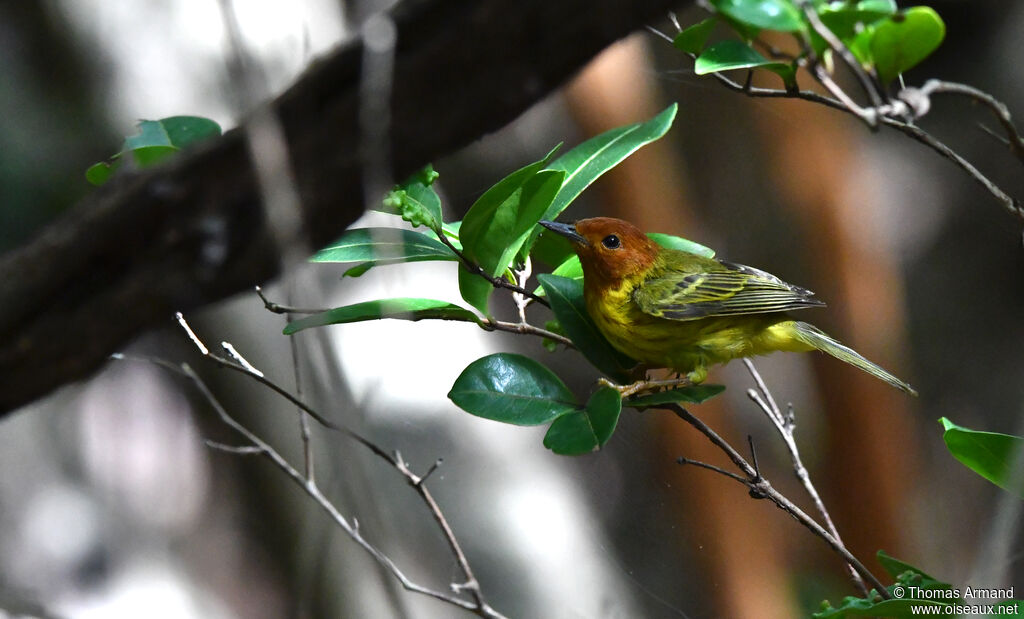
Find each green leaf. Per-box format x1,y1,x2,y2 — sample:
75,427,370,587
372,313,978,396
448,353,578,426
284,298,479,334
626,385,726,408
129,145,178,167
380,165,444,230
813,597,953,618
537,274,636,382
674,18,718,54
813,4,896,56
458,159,565,313
817,551,965,618
542,319,567,352
534,255,584,297
311,228,456,268
869,7,946,84
711,0,805,32
157,116,223,148
856,0,897,14
85,162,115,186
543,387,623,455
940,417,1024,496
876,551,938,582
518,104,678,262
85,116,222,185
530,227,575,267
646,233,716,258
695,40,795,83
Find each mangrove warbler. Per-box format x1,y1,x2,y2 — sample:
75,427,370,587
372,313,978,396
539,217,916,395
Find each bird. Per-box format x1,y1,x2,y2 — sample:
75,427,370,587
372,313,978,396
538,217,916,396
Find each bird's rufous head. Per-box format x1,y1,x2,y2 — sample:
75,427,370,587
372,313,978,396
539,217,660,287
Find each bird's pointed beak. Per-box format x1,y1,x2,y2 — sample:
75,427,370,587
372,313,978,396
539,220,588,246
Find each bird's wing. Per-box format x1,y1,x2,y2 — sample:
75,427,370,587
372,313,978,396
632,259,825,321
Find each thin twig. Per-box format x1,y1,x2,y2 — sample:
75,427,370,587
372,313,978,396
256,286,325,315
677,456,749,483
794,0,886,111
742,359,869,596
661,402,889,598
433,232,550,307
167,315,505,617
257,287,572,348
694,63,1024,220
917,79,1024,162
482,319,575,348
284,280,315,482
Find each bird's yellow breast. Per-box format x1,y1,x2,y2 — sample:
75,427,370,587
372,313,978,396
584,277,808,375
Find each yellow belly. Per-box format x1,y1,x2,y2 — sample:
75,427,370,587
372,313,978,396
585,283,810,376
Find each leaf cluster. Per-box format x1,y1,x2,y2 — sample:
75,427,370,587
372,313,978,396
676,0,944,88
285,104,726,455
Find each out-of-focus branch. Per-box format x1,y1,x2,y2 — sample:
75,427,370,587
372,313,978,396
134,315,507,618
0,0,689,415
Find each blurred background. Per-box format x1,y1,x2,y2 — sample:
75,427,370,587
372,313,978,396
1,1,1022,617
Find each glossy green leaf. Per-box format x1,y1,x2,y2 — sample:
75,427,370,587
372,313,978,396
870,7,946,84
940,417,1024,496
543,387,622,455
380,165,443,230
448,353,578,426
674,18,718,54
695,41,796,83
537,274,636,381
458,148,563,313
518,104,678,262
311,228,456,269
711,0,805,32
856,0,897,14
283,298,479,335
813,4,895,56
626,385,726,408
86,116,222,185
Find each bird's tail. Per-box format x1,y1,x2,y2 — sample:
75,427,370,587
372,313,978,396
791,321,917,396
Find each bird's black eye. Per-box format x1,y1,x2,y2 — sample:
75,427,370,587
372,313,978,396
601,234,621,249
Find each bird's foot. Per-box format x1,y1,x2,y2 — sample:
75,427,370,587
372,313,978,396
603,376,695,399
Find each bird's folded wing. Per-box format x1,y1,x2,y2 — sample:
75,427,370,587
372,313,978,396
632,261,825,321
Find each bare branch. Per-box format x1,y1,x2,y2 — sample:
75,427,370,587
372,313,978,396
659,402,889,598
741,360,869,596
482,319,574,348
149,318,507,617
